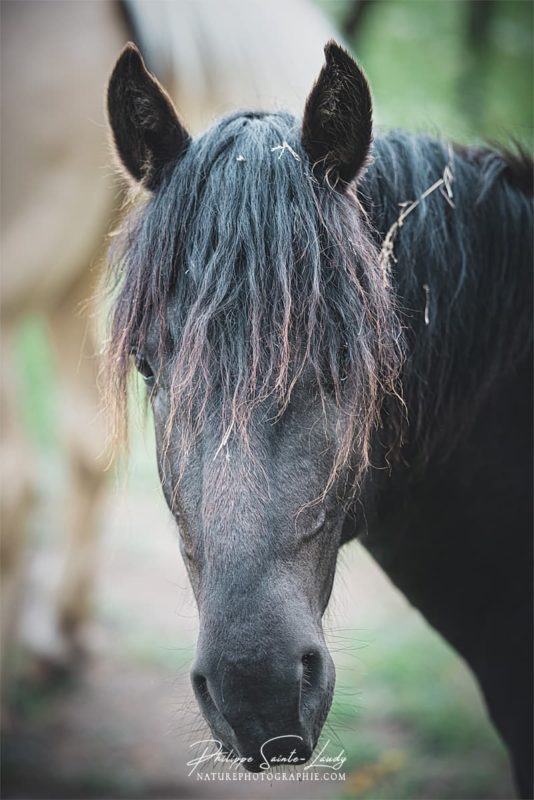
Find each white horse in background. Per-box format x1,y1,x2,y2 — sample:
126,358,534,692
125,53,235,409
0,0,339,687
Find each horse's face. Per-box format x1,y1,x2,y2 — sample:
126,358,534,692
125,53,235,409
150,367,343,767
107,43,393,768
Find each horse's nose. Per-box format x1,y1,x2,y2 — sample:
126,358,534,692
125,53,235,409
191,644,328,769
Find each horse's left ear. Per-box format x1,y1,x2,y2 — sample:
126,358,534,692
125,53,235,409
302,41,372,190
107,43,190,191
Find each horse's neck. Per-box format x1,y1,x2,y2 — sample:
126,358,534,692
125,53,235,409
365,132,533,464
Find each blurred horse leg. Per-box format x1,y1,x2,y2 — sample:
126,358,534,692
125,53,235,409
1,0,126,673
47,268,109,658
0,324,35,692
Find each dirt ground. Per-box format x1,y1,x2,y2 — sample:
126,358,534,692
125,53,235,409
1,447,514,800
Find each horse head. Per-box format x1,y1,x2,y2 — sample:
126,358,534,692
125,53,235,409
106,41,402,769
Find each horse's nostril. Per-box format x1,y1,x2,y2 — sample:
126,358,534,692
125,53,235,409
193,669,228,724
301,649,322,692
192,670,207,694
192,670,215,712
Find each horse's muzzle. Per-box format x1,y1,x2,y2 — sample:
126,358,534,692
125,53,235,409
191,641,334,771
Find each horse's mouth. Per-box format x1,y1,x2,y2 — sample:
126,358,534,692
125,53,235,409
207,727,316,773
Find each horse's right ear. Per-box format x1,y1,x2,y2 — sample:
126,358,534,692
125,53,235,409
107,43,190,191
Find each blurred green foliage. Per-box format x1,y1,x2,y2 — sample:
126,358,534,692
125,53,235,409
328,622,513,799
15,317,57,448
317,0,533,146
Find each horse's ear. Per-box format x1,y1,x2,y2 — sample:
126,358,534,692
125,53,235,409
301,41,372,190
107,43,190,191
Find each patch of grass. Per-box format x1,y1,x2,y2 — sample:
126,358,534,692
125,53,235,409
5,663,78,720
328,625,514,799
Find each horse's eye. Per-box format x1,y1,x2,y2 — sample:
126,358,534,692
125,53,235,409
132,350,155,384
311,506,326,536
301,506,326,541
178,528,195,563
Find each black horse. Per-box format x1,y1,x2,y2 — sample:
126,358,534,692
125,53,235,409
106,42,533,796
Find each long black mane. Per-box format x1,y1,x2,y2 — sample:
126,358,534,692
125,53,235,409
107,112,532,485
362,132,533,463
107,111,402,490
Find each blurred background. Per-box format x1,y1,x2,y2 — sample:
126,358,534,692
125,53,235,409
1,1,532,799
